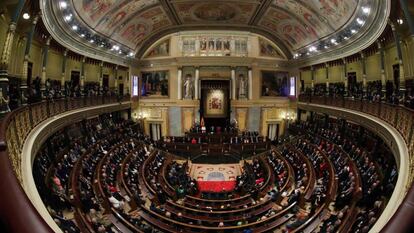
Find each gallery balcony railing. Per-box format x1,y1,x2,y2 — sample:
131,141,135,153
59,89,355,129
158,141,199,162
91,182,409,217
298,94,414,233
0,95,130,233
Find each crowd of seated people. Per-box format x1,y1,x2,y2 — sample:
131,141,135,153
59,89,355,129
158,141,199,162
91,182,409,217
123,144,151,205
267,151,288,192
235,159,266,197
33,115,159,232
293,140,331,207
290,119,397,232
166,161,197,198
280,147,308,193
30,106,400,233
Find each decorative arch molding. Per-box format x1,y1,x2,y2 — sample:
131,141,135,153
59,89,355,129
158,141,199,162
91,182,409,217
293,0,391,67
136,27,292,59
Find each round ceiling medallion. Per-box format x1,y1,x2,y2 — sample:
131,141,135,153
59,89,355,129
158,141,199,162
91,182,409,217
193,3,237,22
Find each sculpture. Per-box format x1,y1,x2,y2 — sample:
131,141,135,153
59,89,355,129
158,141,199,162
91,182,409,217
183,73,193,99
238,73,247,98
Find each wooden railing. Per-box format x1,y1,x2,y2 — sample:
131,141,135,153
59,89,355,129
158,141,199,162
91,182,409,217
0,96,130,233
298,94,414,233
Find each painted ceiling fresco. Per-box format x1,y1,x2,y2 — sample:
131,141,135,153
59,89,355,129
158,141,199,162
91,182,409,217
73,0,171,49
172,1,259,25
260,0,359,50
67,0,360,52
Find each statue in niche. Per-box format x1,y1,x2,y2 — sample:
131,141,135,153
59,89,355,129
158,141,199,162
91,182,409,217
183,73,193,99
238,73,247,99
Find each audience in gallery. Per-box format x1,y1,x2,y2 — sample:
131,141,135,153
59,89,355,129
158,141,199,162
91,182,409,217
304,79,414,109
2,74,130,114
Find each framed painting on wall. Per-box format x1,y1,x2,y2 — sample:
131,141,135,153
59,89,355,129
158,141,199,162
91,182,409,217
261,71,289,97
204,89,228,118
141,71,169,97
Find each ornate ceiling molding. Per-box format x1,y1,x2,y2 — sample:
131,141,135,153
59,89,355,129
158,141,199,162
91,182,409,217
293,0,391,67
40,0,130,65
40,0,390,66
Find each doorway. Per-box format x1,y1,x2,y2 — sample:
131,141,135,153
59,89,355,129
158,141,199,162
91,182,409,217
347,72,357,94
267,123,279,141
119,83,124,96
103,74,109,92
393,64,400,91
71,71,80,89
27,62,33,86
149,123,162,141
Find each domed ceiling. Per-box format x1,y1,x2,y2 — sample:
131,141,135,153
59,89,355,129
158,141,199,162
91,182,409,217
40,0,390,65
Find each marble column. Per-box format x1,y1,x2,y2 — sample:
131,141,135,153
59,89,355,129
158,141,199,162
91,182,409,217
343,59,348,95
80,56,86,95
21,15,39,105
325,63,329,95
177,68,182,100
114,65,118,95
126,67,131,96
0,0,25,112
194,67,199,100
99,61,104,95
310,66,315,92
377,41,386,94
231,68,236,100
41,37,51,98
248,68,253,100
361,52,367,94
390,22,405,93
61,50,68,92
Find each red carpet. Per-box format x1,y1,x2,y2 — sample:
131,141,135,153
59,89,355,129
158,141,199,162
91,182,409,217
197,181,236,193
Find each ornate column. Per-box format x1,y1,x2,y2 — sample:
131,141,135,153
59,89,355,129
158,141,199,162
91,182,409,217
399,0,414,36
325,63,329,95
390,22,405,93
41,37,51,98
21,15,39,105
99,61,104,95
114,65,118,95
80,56,86,95
310,66,315,93
126,67,131,96
61,50,68,91
177,68,182,100
194,67,199,100
377,41,386,94
231,67,236,100
0,0,25,111
248,68,253,100
360,52,367,94
343,58,348,95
